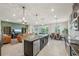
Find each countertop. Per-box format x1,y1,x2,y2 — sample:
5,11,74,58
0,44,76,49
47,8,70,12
24,34,48,42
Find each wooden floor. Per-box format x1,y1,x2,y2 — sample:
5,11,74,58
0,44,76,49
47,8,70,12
1,39,68,56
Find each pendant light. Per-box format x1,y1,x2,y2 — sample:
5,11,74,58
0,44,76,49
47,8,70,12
22,6,26,24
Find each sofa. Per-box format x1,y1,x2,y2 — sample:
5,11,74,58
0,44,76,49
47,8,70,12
3,34,11,44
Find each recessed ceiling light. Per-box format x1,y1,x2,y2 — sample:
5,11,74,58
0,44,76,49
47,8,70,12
36,22,38,24
77,9,79,13
22,17,25,20
22,22,25,24
42,24,43,25
6,19,9,21
51,8,54,12
54,15,56,18
13,14,16,16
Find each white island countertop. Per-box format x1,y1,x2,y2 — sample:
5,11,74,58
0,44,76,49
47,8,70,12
24,34,48,42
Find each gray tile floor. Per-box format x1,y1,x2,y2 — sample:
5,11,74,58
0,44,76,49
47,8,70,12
1,39,24,56
1,39,68,56
1,43,24,56
37,39,68,56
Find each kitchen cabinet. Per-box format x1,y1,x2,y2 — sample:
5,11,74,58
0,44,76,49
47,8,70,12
0,41,2,56
70,3,79,31
24,35,48,56
70,44,79,56
24,39,40,56
24,41,33,56
70,46,77,56
69,3,79,56
44,36,48,46
0,46,1,56
40,38,44,50
40,36,48,50
33,39,40,55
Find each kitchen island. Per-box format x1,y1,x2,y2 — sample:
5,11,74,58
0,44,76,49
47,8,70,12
0,41,2,56
0,46,1,56
24,34,49,56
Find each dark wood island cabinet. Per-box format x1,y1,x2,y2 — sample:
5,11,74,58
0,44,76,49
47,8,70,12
24,35,49,56
0,46,1,56
40,36,48,50
0,45,1,56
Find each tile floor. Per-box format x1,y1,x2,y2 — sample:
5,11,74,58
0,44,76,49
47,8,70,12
1,39,68,56
37,39,68,56
1,39,24,56
1,43,24,56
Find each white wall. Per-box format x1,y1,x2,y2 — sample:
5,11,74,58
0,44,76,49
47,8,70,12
48,21,68,35
28,21,68,36
28,25,34,33
48,23,56,34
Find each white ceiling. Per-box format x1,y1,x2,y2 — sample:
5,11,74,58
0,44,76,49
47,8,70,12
0,3,72,25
